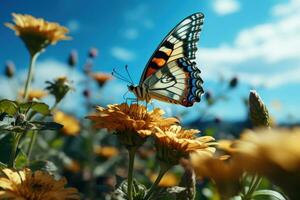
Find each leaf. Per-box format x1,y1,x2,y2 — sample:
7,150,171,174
167,186,186,194
0,161,7,169
30,102,50,115
32,121,63,131
0,99,18,116
29,160,57,172
15,150,28,169
19,102,50,115
0,134,14,164
253,190,287,200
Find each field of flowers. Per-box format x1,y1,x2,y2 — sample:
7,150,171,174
0,13,299,200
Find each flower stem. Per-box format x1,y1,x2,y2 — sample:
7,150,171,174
23,52,40,101
127,147,137,200
8,133,22,168
26,101,59,161
144,163,170,200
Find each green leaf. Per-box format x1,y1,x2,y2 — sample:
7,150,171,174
32,121,63,131
0,99,18,116
15,150,28,169
0,134,14,164
30,102,50,115
29,160,57,172
253,189,287,200
0,161,7,169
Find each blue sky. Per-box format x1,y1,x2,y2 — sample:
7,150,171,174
1,0,300,123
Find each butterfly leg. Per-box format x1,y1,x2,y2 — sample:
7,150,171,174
125,98,138,105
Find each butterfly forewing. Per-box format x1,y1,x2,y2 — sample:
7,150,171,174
139,13,204,84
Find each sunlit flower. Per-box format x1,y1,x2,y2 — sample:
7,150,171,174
89,72,113,87
20,89,48,100
150,172,179,187
191,153,242,198
87,103,178,147
54,111,80,136
153,125,215,166
5,13,70,55
94,146,119,159
0,168,79,200
65,160,81,174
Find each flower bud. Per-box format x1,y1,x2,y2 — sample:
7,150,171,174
249,90,270,127
4,61,15,78
83,89,91,98
88,48,98,58
229,76,238,89
68,50,78,67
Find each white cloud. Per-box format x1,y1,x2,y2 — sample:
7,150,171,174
124,28,139,40
111,47,135,61
271,0,300,17
198,0,300,88
124,4,154,29
212,0,240,16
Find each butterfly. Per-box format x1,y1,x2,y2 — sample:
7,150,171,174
128,13,204,107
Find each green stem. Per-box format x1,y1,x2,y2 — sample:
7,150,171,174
23,52,40,101
26,101,59,161
144,163,170,200
127,147,137,200
8,133,22,168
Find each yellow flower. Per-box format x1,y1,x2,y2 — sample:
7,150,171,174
150,172,179,187
89,72,113,87
94,146,119,159
20,89,48,100
153,125,215,166
0,168,79,200
54,111,80,136
5,13,70,55
87,103,178,147
65,160,81,174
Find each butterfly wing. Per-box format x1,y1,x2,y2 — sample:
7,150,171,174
142,57,204,107
139,12,204,84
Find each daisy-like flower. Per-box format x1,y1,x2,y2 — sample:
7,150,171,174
5,13,70,55
94,146,119,159
87,103,178,147
54,111,80,136
149,172,179,187
20,89,48,100
153,125,216,167
235,128,300,199
89,72,113,87
0,168,79,200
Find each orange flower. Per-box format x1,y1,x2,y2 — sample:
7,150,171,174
65,160,81,174
150,172,179,187
0,168,79,200
54,111,80,136
87,103,178,147
94,146,119,158
153,125,216,166
5,13,70,55
20,89,48,100
89,72,113,87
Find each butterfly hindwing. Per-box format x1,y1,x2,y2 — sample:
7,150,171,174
140,13,204,84
143,57,204,107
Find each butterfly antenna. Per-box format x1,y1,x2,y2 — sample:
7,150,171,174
112,68,131,83
125,65,134,84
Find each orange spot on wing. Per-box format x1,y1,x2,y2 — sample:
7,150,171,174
152,58,166,67
145,67,156,78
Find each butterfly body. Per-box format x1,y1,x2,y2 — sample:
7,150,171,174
129,13,205,107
